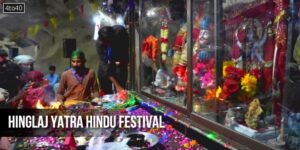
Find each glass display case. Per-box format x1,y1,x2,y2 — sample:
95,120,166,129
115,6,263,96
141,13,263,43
139,0,187,107
135,0,299,149
191,0,217,120
214,0,282,147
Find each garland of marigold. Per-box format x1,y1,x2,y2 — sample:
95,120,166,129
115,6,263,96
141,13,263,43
161,20,168,63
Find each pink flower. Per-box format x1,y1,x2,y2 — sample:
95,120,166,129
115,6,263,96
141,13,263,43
193,62,206,75
200,70,214,88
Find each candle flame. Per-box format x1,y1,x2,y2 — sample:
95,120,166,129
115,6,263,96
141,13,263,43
35,99,44,109
49,102,62,109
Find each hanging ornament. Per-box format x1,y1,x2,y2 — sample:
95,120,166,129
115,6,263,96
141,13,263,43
27,26,34,36
43,20,49,27
33,24,41,36
68,10,75,22
80,4,84,17
90,0,99,13
50,16,57,30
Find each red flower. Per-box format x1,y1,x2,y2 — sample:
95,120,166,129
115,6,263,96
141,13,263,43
223,78,240,94
225,66,245,79
173,65,187,79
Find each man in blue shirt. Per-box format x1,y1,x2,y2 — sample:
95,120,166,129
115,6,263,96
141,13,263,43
45,65,60,88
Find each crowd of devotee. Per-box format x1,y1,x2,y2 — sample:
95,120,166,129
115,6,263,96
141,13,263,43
0,25,129,109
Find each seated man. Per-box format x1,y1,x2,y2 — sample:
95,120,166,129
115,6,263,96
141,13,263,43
18,70,54,108
56,50,99,107
13,54,35,87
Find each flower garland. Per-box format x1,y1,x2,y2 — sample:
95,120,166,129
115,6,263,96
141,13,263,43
161,20,168,63
142,35,158,61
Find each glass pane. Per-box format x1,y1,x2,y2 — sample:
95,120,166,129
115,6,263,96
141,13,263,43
216,0,283,146
284,1,300,149
191,1,217,120
140,0,187,107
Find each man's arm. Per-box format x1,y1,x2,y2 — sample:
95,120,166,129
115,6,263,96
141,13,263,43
56,72,66,102
109,76,124,93
97,42,125,92
91,70,99,98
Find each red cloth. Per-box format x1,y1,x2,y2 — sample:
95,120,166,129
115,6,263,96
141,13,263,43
43,20,49,27
23,86,46,108
273,0,288,126
223,1,275,25
193,27,200,41
80,4,84,17
263,31,275,93
25,70,44,82
173,35,184,51
22,71,46,108
63,132,77,150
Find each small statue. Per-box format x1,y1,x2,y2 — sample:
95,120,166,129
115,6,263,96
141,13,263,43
194,15,214,62
245,98,263,129
152,68,173,89
224,108,235,127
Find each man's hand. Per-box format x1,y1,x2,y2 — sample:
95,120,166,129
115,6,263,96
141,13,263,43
109,76,125,93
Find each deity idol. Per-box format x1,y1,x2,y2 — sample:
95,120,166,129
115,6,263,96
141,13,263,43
235,19,267,70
